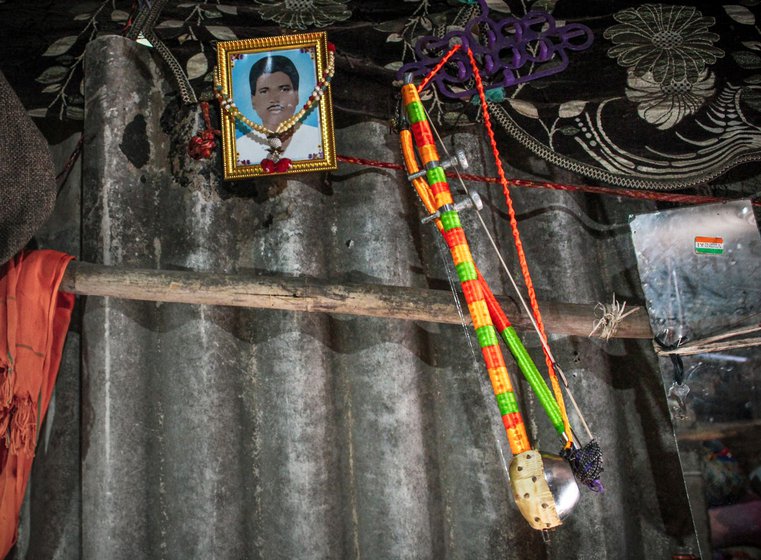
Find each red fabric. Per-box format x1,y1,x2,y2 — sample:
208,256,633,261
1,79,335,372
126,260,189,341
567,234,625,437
0,250,74,557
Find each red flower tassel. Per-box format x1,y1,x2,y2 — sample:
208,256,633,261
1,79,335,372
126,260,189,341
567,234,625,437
188,102,221,160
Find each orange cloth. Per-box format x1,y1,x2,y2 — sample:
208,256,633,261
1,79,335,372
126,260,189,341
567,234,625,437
0,250,74,557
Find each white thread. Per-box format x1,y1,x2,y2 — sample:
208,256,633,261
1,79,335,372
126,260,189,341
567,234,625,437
589,294,640,341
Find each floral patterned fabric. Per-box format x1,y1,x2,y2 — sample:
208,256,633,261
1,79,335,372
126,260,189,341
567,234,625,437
1,0,760,189
605,5,723,86
487,2,761,188
255,0,351,29
606,4,724,131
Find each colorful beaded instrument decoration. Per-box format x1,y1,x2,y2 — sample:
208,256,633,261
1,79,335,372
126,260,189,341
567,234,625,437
400,81,577,530
401,81,532,456
213,46,336,166
401,129,567,440
398,35,605,528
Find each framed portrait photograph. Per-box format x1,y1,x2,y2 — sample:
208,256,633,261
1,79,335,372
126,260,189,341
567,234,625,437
215,32,337,179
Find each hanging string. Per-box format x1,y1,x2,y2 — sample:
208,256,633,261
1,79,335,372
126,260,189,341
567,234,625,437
336,155,758,207
434,232,482,366
51,142,755,209
416,43,462,93
463,47,573,447
56,135,84,194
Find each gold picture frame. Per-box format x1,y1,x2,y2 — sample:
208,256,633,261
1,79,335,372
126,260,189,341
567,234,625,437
215,32,337,180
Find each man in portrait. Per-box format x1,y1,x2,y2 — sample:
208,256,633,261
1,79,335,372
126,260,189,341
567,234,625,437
236,55,322,164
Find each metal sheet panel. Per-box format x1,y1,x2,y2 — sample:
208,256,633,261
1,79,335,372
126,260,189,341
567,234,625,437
630,200,761,343
631,200,761,555
631,202,761,424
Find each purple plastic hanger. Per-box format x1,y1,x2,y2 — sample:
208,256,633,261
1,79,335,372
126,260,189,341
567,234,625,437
397,0,593,99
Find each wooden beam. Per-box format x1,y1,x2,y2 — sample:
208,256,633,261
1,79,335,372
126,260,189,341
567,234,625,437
60,261,653,339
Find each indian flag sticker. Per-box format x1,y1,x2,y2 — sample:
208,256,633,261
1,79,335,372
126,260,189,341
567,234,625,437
695,236,724,255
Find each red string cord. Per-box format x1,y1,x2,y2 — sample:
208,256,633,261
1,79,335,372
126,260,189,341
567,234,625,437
417,44,461,93
463,48,573,444
56,135,84,193
53,136,756,209
337,154,756,207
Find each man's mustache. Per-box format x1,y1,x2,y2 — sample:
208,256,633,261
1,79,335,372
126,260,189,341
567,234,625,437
267,103,285,111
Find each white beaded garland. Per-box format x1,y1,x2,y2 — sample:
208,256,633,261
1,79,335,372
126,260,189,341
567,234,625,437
214,50,335,141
